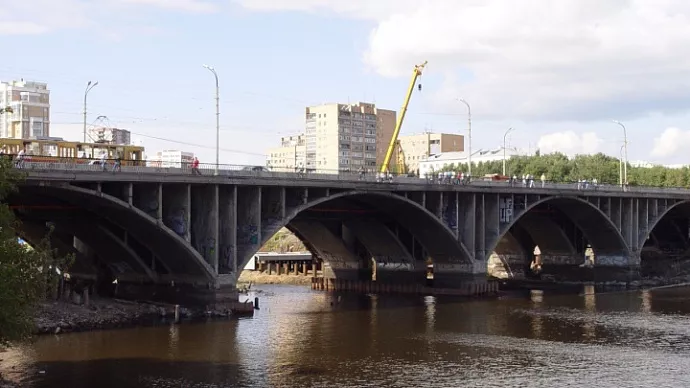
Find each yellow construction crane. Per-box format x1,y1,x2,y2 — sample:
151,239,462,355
380,60,428,174
396,141,407,175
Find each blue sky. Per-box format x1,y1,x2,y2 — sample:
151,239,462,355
4,0,690,166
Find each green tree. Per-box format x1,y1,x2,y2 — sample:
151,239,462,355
0,154,73,346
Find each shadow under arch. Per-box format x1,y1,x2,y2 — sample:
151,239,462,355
16,183,216,284
489,196,630,261
640,200,690,252
243,190,472,273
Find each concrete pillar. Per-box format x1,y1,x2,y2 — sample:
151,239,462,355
161,184,191,242
460,193,477,260
132,183,161,220
219,185,238,275
191,185,219,271
236,186,262,270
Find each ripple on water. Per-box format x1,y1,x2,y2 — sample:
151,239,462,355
3,285,690,388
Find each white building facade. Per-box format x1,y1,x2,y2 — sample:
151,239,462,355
419,147,531,177
147,150,195,168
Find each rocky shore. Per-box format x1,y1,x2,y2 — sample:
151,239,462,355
33,298,242,335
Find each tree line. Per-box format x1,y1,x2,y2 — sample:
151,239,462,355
432,152,689,187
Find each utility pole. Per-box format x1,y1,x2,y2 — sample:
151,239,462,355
203,64,220,175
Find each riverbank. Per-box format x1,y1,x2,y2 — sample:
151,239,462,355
33,298,243,335
238,270,312,286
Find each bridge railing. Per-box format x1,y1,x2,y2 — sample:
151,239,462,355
11,156,690,195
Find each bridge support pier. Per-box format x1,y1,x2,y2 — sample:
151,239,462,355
113,281,241,310
432,263,488,288
375,263,427,285
593,254,641,283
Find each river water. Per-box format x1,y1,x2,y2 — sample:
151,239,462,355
2,284,690,387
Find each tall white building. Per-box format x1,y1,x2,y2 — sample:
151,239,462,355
0,79,51,139
147,150,195,168
303,102,396,173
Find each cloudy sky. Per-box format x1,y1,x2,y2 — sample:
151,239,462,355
2,0,690,165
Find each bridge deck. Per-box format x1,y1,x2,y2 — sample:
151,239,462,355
18,162,690,199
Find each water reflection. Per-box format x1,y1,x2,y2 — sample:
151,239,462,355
2,285,690,387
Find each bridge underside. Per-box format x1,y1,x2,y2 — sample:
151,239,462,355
13,175,684,305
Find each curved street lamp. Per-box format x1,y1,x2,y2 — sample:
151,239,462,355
83,81,99,143
612,120,628,188
457,98,472,176
503,127,515,176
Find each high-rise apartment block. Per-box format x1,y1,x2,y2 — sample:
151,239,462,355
397,133,464,173
303,102,395,173
266,134,306,172
89,126,132,145
0,79,50,139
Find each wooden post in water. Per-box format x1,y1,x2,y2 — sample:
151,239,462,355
174,304,180,323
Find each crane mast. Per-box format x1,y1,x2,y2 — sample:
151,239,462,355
380,60,428,174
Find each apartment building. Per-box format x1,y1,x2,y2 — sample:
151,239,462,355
397,133,464,173
147,150,195,168
88,126,131,145
266,134,307,172
0,79,50,139
302,102,395,173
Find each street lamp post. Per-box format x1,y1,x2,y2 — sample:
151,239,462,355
503,127,515,176
458,98,472,177
83,81,99,143
203,64,220,175
619,144,625,186
612,120,628,189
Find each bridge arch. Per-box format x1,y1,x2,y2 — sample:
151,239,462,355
16,184,216,284
640,200,690,251
488,196,630,279
245,190,473,278
640,200,690,277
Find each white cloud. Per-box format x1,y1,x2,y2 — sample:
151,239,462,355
0,0,218,35
232,0,690,122
118,0,219,13
537,131,602,155
651,127,690,157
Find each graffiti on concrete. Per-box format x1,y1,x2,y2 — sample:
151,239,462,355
199,237,216,263
167,208,188,237
443,202,457,231
144,198,159,219
239,224,259,245
220,244,234,269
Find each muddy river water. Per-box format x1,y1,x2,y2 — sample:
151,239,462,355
2,284,690,387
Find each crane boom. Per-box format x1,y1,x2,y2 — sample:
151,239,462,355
380,60,428,174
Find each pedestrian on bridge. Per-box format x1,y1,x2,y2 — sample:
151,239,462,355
191,157,201,175
112,154,121,172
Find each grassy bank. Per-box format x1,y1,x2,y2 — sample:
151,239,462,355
238,270,312,286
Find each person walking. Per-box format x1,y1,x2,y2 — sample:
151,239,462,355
112,154,122,172
191,157,201,175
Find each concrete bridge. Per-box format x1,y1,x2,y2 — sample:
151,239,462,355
11,165,690,306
